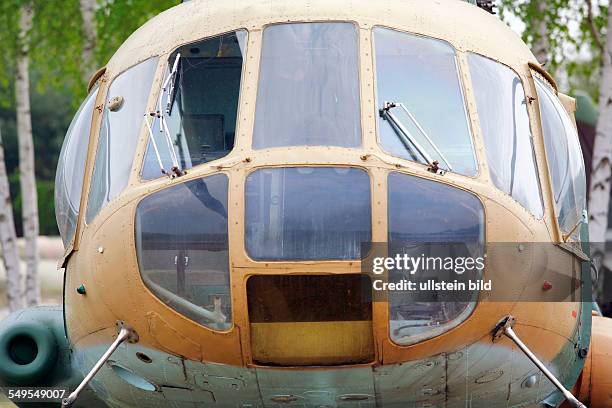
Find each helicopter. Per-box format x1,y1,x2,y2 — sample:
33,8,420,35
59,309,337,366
1,0,611,407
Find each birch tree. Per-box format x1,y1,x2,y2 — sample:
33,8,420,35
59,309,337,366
589,3,612,276
498,0,601,92
531,1,550,65
15,2,39,307
79,0,97,84
0,123,24,312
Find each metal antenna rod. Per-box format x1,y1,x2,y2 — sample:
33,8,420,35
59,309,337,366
62,322,139,408
492,316,587,408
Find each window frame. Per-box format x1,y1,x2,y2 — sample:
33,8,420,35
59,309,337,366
385,170,486,346
252,20,364,150
55,86,100,250
134,172,234,332
243,165,374,263
467,52,544,219
532,73,587,242
138,29,250,182
83,56,161,227
371,25,479,178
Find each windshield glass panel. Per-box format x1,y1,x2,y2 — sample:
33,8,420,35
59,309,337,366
374,27,476,176
142,31,247,180
535,78,586,238
388,172,484,345
135,174,231,330
86,57,158,223
253,23,361,149
469,54,543,218
55,88,98,247
245,167,371,260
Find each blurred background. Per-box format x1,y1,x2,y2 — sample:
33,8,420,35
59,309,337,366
0,1,611,393
0,0,181,321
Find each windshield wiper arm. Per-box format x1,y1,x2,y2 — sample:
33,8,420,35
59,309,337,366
157,53,183,177
165,52,181,115
379,102,453,173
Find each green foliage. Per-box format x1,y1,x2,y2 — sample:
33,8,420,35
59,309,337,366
9,173,58,236
30,0,85,104
0,0,21,107
498,0,608,99
0,0,180,238
1,0,180,107
96,0,179,68
1,83,72,237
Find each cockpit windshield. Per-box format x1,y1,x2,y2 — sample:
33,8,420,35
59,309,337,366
142,30,247,180
253,23,361,149
374,27,477,176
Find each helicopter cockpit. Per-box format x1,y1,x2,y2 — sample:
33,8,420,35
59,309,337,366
55,19,587,361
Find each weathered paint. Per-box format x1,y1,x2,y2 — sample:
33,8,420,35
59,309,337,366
2,0,607,406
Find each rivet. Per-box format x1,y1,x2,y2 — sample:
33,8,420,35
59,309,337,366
98,246,104,253
521,374,538,388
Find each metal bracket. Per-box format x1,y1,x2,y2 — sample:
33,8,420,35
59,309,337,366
492,314,515,342
62,321,138,407
491,316,587,408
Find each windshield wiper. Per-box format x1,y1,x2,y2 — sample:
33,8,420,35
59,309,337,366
379,102,453,174
143,53,184,178
165,52,181,115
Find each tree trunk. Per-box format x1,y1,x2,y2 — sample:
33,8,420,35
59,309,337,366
532,0,550,65
79,0,97,84
0,124,24,312
589,4,612,302
15,3,39,307
589,4,612,245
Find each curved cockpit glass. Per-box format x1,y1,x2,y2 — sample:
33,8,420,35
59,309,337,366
374,27,477,176
55,88,98,247
142,31,248,180
387,173,484,345
469,54,543,218
135,174,231,330
86,57,159,223
253,23,361,148
534,77,587,239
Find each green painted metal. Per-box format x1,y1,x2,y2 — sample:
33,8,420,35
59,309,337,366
575,91,598,127
543,222,592,407
0,306,105,407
